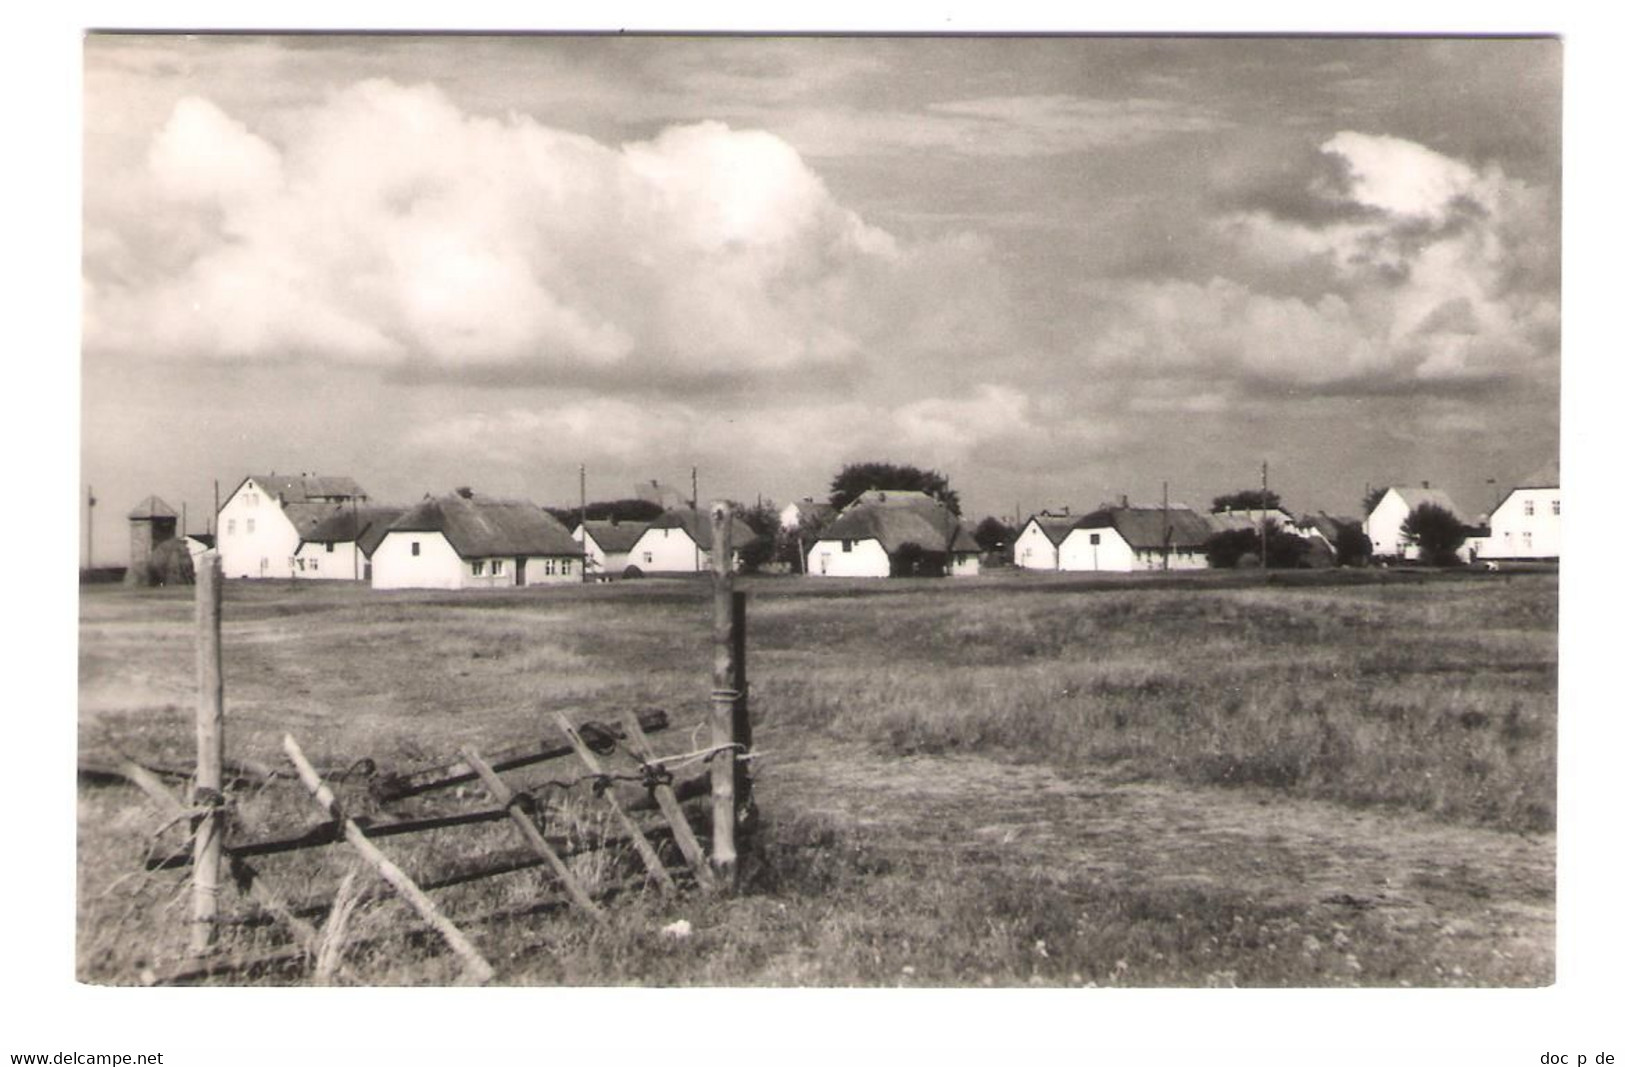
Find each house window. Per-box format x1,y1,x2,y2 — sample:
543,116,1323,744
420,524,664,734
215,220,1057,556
1522,532,1533,550
472,560,485,576
842,540,853,552
643,551,653,564
246,518,255,534
325,542,334,553
1089,533,1101,545
1524,499,1535,516
1552,499,1560,516
310,558,318,572
545,559,557,576
227,519,236,536
492,560,505,576
411,541,420,557
562,560,572,576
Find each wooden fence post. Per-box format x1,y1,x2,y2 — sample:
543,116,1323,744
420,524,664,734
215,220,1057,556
283,734,496,985
190,550,224,956
708,502,739,887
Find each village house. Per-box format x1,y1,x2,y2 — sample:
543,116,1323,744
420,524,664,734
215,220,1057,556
806,489,980,578
1363,484,1469,562
1011,511,1079,571
216,474,368,579
572,519,651,579
1484,462,1560,562
779,498,837,532
292,506,405,580
1057,504,1212,572
624,507,757,575
370,489,583,591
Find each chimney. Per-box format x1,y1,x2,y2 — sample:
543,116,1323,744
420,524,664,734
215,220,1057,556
1120,494,1129,508
1422,480,1431,489
456,486,474,499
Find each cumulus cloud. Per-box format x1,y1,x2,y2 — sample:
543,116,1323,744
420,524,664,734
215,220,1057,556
83,79,985,382
1088,130,1558,392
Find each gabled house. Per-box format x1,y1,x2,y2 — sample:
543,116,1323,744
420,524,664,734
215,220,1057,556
1205,507,1311,540
1299,512,1364,567
573,519,651,579
216,474,368,579
779,498,837,532
1011,512,1078,571
371,489,583,591
1057,504,1211,572
1364,485,1467,562
624,507,757,575
292,506,405,580
1485,462,1560,561
806,489,980,578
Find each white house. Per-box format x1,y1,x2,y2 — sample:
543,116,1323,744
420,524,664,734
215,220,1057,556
216,474,368,579
1057,505,1211,572
1011,513,1078,571
292,506,404,580
806,489,980,578
779,498,836,532
371,490,584,591
573,519,651,579
1485,463,1560,561
624,508,757,575
1364,485,1468,562
1205,507,1312,540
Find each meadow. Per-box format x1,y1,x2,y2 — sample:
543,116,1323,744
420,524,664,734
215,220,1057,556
77,568,1557,986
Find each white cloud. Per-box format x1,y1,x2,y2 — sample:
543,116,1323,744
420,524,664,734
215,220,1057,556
83,79,958,380
1088,131,1557,391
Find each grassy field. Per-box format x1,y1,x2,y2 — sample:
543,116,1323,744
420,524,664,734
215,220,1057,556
77,568,1557,986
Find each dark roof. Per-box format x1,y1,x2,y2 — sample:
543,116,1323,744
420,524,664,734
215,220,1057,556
1513,461,1559,490
245,474,366,504
1302,512,1359,542
387,492,581,559
1025,515,1078,546
819,492,964,554
299,506,406,555
578,519,650,554
646,508,758,551
186,533,217,549
1076,505,1212,551
127,495,177,520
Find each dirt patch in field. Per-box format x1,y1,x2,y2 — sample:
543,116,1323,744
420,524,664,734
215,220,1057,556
759,728,1554,985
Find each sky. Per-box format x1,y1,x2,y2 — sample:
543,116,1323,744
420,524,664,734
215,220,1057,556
80,33,1562,560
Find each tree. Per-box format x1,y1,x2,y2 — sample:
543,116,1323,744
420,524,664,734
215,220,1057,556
829,461,960,516
889,542,945,578
972,516,1013,554
1333,522,1373,567
730,499,781,574
1401,502,1467,566
547,498,666,530
1210,489,1282,513
1205,521,1314,569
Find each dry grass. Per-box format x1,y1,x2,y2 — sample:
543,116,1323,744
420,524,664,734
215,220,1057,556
76,570,1556,987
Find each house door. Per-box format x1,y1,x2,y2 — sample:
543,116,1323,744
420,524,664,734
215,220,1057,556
514,558,526,587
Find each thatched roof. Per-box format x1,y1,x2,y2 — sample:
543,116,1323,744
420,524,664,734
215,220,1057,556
820,492,966,554
578,519,650,554
387,492,581,559
646,508,759,551
1206,508,1296,534
127,495,177,520
1075,505,1212,551
1025,515,1078,546
299,506,407,556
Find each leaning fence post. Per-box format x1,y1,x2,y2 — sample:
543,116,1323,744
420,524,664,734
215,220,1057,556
708,502,739,887
190,550,225,956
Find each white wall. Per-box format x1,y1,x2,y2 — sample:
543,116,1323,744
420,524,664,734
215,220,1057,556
293,540,365,580
1058,527,1135,572
950,553,980,577
1364,490,1416,559
1487,487,1561,559
1012,522,1060,570
629,526,711,573
574,528,634,578
216,478,300,579
373,531,464,590
808,537,892,577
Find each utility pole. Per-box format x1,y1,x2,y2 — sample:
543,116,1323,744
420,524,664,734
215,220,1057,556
1260,461,1269,572
212,479,220,537
692,466,701,573
1162,480,1170,571
579,464,589,583
86,486,95,569
351,493,359,580
182,502,188,542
